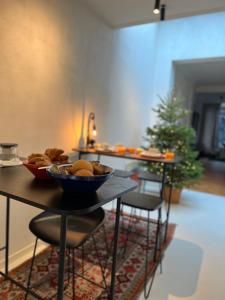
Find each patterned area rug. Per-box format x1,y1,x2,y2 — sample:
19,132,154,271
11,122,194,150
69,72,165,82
0,210,175,299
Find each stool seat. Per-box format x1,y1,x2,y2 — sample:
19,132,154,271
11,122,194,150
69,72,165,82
121,191,163,211
29,208,105,248
114,169,133,178
138,171,162,183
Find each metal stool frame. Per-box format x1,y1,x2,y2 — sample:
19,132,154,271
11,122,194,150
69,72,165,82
25,221,110,300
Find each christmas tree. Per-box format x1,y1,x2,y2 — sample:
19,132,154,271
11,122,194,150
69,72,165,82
145,93,203,188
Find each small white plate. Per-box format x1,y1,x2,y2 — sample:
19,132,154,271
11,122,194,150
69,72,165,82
140,152,165,158
0,158,23,167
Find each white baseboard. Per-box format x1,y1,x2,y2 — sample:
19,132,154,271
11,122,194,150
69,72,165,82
0,240,48,272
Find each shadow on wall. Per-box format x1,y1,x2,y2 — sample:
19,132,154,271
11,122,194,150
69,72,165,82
152,238,203,300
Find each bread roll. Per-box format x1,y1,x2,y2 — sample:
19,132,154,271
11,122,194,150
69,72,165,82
71,160,93,174
75,169,93,176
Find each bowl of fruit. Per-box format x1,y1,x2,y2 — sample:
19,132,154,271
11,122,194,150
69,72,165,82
47,159,113,193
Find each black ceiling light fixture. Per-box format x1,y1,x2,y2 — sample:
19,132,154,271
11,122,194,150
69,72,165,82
160,4,166,21
153,0,160,14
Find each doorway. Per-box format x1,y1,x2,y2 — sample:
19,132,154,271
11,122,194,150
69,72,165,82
174,57,225,196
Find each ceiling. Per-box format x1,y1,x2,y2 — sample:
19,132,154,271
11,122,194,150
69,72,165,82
175,58,225,86
83,0,225,28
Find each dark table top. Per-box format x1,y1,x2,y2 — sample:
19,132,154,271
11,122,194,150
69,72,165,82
73,148,181,164
0,166,138,215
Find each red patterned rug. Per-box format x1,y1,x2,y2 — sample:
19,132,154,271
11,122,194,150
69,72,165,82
0,210,175,299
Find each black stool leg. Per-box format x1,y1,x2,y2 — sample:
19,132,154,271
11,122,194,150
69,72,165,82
144,211,159,299
92,235,109,297
154,208,161,262
120,204,125,238
57,215,68,300
81,245,85,276
25,237,38,300
158,208,163,274
5,197,10,276
154,208,163,274
164,165,175,242
72,249,75,300
122,207,135,257
101,225,111,273
102,224,110,254
144,211,151,298
67,248,71,286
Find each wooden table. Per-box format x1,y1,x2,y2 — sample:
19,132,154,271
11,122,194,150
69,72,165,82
0,165,137,300
73,147,179,165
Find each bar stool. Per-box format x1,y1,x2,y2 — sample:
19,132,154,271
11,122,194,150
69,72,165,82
25,208,108,299
138,170,162,193
108,169,134,210
114,169,133,178
127,170,162,226
121,191,163,299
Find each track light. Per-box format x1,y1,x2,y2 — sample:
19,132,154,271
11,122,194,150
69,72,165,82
160,4,166,21
153,0,160,14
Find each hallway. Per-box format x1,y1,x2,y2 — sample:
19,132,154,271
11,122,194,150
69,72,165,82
191,158,225,196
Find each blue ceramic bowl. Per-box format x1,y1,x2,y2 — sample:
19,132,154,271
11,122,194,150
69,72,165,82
47,164,113,193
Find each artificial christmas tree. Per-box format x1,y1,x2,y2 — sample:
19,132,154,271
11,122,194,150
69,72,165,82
145,93,203,202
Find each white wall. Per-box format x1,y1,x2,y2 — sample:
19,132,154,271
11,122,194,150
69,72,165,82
0,0,156,266
148,11,225,125
105,24,157,146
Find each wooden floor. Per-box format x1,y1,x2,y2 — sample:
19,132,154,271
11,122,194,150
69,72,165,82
191,158,225,196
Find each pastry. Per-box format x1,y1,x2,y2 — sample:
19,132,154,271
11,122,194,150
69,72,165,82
27,148,69,170
28,154,51,165
29,156,51,167
28,153,44,161
45,148,64,161
56,155,69,163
